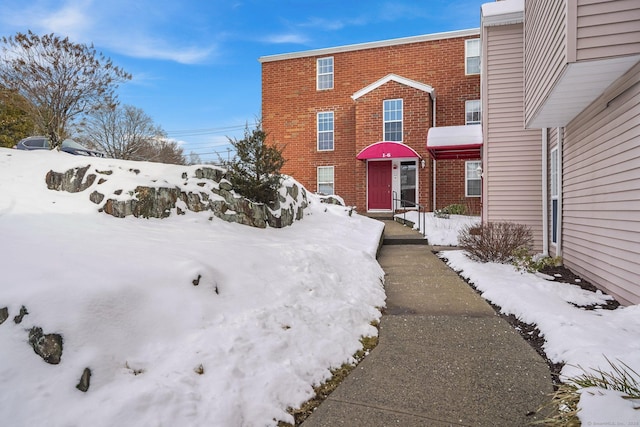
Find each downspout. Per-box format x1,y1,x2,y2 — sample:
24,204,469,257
541,128,549,256
557,127,564,258
432,160,437,211
431,94,437,212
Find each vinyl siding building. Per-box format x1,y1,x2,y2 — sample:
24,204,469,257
481,0,640,305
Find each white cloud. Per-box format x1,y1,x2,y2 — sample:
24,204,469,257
0,0,218,64
39,2,93,38
260,33,309,45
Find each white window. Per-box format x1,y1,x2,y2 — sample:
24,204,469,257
383,99,403,141
465,39,480,75
551,147,559,244
317,57,334,90
465,100,481,125
465,161,481,197
317,166,334,195
317,111,334,151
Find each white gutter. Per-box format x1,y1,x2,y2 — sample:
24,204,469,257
557,127,564,257
541,129,549,256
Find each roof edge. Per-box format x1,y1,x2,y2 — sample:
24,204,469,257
351,74,435,101
258,28,480,63
481,0,524,27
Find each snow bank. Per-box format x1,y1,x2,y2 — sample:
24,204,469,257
0,148,386,426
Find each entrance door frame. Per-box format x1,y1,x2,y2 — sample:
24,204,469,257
366,160,392,211
366,158,420,212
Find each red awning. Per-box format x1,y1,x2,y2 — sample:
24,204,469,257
427,125,482,160
356,141,422,160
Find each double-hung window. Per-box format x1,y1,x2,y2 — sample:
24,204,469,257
465,161,481,197
383,99,403,141
317,111,334,151
317,57,334,90
465,39,480,75
465,100,481,125
317,166,334,195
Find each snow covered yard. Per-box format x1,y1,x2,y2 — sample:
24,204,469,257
398,210,639,423
394,210,480,246
0,148,385,426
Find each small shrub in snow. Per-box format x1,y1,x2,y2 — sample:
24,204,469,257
512,247,562,273
536,358,640,426
434,203,466,219
458,221,532,263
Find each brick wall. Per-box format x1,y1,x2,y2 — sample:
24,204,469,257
435,158,482,215
262,33,481,210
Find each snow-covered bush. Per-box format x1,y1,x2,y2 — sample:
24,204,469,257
458,221,532,263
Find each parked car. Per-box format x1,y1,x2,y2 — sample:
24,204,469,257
60,139,106,157
14,136,50,150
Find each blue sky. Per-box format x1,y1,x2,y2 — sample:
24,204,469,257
0,0,486,162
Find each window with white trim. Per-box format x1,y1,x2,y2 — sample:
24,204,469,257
551,147,559,244
383,99,403,141
317,166,334,195
317,111,334,151
465,160,481,197
465,100,481,124
317,57,334,90
465,39,480,75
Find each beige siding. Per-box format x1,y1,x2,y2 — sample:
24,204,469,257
485,24,544,251
576,0,640,60
524,0,568,126
562,62,640,305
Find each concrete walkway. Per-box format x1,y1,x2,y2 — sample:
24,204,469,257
302,220,553,426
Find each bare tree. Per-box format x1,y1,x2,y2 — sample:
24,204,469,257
0,31,131,148
187,151,202,165
136,137,186,165
77,104,165,160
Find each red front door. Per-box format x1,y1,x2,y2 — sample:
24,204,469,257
368,160,392,210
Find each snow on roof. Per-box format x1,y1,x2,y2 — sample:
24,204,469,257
481,0,524,26
427,124,482,148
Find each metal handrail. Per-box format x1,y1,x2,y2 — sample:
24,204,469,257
392,191,426,236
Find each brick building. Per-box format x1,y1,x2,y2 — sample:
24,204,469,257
259,29,482,214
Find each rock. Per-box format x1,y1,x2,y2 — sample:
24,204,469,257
13,305,28,324
192,274,201,286
89,191,104,204
319,195,343,205
46,165,96,193
47,165,308,229
218,180,233,191
194,167,225,182
76,368,91,392
0,307,8,325
28,327,63,365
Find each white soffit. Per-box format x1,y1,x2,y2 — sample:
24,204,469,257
481,0,524,26
351,74,435,101
528,55,640,129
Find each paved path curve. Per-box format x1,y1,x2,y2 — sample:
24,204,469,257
302,220,553,426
